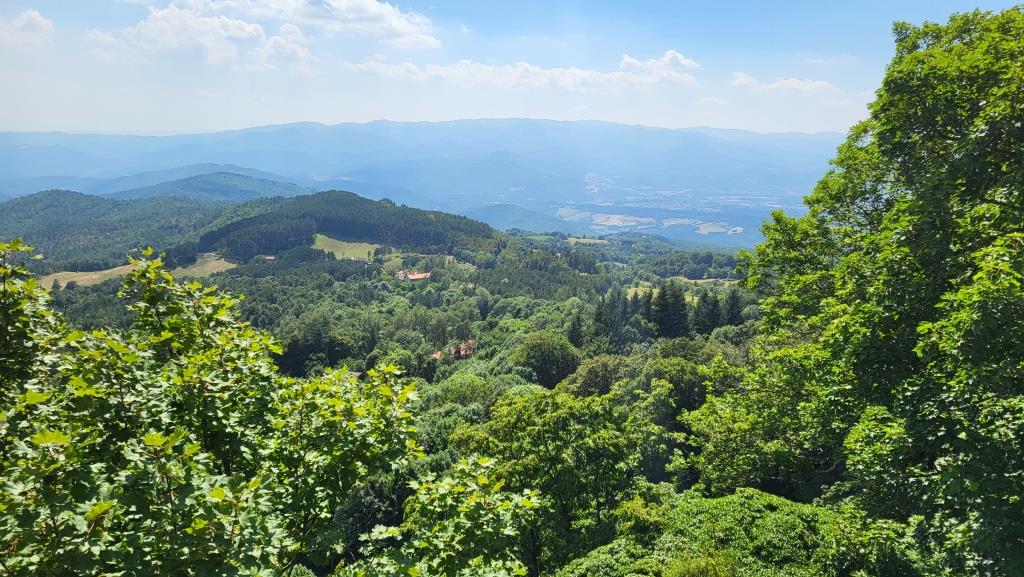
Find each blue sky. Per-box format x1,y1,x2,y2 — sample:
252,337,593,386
0,1,1017,133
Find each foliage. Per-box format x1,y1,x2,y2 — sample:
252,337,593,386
337,457,540,577
0,190,225,273
453,386,674,573
511,331,580,388
556,488,839,577
0,244,418,575
692,6,1024,574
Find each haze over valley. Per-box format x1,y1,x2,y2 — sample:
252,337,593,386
0,119,842,245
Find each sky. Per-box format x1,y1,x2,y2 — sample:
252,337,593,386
0,1,1017,134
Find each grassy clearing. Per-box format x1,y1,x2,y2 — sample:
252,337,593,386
41,253,237,288
567,236,608,245
173,253,236,278
42,264,137,288
670,275,739,286
313,234,381,260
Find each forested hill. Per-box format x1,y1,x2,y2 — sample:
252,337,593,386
105,172,309,202
0,189,224,272
0,187,503,272
196,189,499,261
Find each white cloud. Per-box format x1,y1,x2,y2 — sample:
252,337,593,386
620,49,700,72
123,5,264,62
85,29,119,45
343,50,699,90
84,28,133,61
0,9,55,48
180,0,440,49
247,23,318,74
729,71,756,87
730,70,837,94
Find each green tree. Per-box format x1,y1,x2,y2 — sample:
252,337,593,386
689,7,1024,573
722,287,743,326
338,457,540,577
692,291,721,335
453,386,673,574
512,331,580,388
650,281,688,338
0,244,418,575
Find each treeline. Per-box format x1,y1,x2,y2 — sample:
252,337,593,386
197,191,499,262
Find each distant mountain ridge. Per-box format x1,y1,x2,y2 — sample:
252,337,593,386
0,163,297,199
0,119,845,244
105,172,309,202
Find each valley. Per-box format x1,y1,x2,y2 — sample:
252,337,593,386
0,120,840,246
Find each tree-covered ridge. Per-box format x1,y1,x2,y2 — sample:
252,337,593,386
106,172,309,202
196,190,499,262
0,190,226,273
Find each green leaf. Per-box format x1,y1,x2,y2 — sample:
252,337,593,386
23,390,51,405
31,429,71,447
86,500,115,521
143,432,167,447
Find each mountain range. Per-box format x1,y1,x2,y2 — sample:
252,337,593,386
0,119,845,245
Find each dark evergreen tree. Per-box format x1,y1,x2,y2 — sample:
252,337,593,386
566,309,585,348
693,291,721,334
723,286,743,326
651,281,688,338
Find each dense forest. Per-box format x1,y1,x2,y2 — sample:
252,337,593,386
0,190,227,273
2,7,1023,577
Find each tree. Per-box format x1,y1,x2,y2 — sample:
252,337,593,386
722,287,743,326
565,309,585,348
692,291,721,334
689,7,1024,573
0,244,418,575
650,281,688,338
452,388,670,574
512,331,580,388
338,458,540,577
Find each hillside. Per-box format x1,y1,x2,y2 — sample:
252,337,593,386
0,120,843,244
2,188,500,274
106,172,308,202
0,190,225,272
196,190,499,261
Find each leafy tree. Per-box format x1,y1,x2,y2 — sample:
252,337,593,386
338,457,540,577
453,387,673,574
0,244,418,575
511,331,580,388
692,7,1024,573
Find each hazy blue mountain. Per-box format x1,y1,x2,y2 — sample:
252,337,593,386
106,172,309,202
0,119,844,245
465,203,591,235
0,163,296,198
